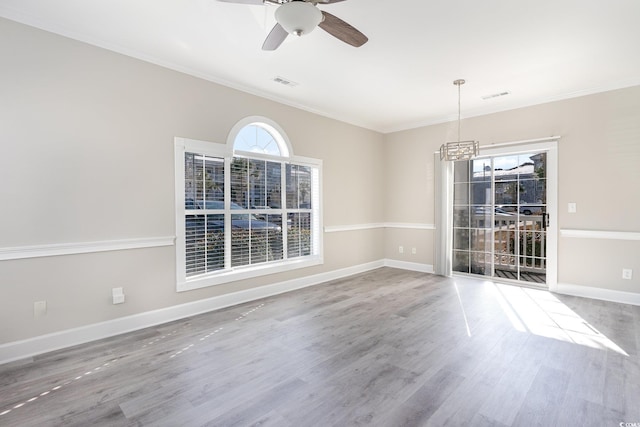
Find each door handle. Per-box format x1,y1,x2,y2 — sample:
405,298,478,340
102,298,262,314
542,213,550,229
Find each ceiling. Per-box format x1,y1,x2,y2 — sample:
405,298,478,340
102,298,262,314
1,0,639,133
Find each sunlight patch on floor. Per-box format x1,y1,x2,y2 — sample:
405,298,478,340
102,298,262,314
453,283,472,337
487,282,628,356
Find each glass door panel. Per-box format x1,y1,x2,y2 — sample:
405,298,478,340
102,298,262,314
452,151,548,285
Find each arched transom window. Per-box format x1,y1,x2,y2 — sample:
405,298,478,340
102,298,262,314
234,124,288,157
229,116,292,158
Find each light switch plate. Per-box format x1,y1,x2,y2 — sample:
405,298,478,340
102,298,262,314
112,287,125,304
568,203,577,213
34,300,47,319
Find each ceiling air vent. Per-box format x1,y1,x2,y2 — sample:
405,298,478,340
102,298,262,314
272,76,298,87
481,91,510,100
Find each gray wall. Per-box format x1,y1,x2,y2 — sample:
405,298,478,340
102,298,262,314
0,18,385,344
1,16,639,347
384,86,640,294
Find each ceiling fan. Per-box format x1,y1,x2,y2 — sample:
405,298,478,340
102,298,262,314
218,0,368,51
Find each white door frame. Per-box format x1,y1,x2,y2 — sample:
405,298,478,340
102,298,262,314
435,137,559,290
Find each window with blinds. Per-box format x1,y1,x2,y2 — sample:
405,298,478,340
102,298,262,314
286,164,313,258
175,118,322,291
184,153,225,276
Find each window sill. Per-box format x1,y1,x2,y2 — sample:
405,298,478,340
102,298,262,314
177,256,323,292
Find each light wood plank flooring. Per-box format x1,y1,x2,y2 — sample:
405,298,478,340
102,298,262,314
1,268,639,426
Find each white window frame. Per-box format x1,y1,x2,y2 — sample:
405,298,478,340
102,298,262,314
174,128,323,292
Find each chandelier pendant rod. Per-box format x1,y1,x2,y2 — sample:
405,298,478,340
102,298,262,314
454,78,465,143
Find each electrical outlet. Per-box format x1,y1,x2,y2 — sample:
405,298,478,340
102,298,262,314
34,300,47,319
398,246,404,254
568,203,577,213
412,247,417,255
622,269,633,280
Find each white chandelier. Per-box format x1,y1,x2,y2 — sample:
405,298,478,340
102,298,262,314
440,79,479,161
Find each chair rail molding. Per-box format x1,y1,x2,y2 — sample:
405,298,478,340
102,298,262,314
560,229,640,241
324,222,435,233
0,236,176,261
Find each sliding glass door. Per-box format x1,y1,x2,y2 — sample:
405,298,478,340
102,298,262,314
452,151,550,285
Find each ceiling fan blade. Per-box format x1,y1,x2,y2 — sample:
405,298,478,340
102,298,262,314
319,11,368,47
262,23,289,51
217,0,264,4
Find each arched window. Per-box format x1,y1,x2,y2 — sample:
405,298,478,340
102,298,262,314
175,117,322,291
228,116,292,158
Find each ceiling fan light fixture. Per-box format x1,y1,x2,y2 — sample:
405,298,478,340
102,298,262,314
275,1,323,37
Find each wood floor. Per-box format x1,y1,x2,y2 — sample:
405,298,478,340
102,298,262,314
1,268,639,426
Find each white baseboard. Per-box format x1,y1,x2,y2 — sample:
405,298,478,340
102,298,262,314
384,259,434,274
11,260,638,365
554,282,640,306
0,260,386,365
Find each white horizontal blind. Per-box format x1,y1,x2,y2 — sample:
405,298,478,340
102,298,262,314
286,164,313,258
183,152,318,281
184,153,225,277
230,158,284,268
